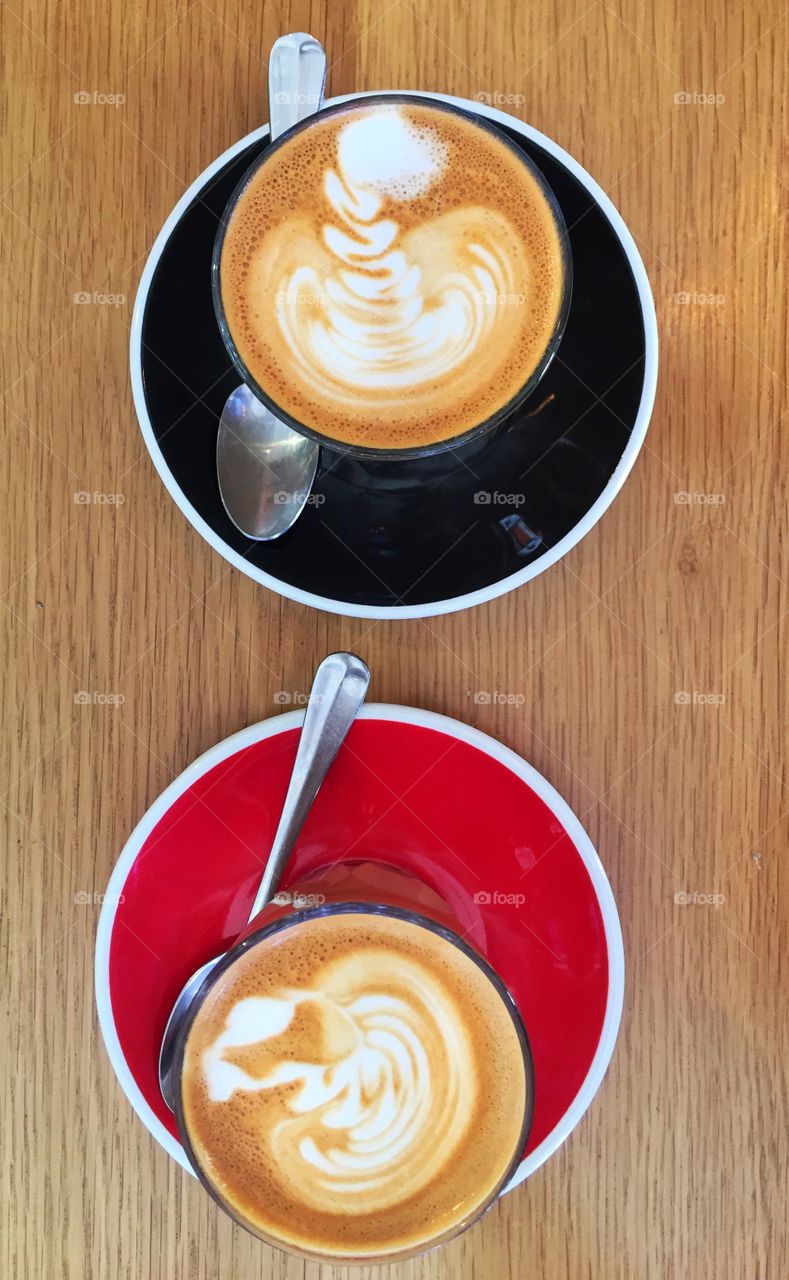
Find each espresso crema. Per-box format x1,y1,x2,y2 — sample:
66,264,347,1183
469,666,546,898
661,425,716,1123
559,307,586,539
219,99,565,450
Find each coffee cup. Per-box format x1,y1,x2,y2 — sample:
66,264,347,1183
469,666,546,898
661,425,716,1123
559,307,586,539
172,861,533,1261
213,94,571,460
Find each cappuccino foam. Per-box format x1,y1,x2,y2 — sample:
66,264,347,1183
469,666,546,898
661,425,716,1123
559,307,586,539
219,99,565,450
180,912,528,1258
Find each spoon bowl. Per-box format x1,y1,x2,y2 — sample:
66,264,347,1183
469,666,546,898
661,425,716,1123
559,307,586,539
216,387,319,540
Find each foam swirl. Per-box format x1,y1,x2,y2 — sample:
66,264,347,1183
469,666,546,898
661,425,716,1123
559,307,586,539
269,107,520,402
201,950,476,1213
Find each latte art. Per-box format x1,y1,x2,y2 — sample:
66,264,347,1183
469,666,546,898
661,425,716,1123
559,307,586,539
220,99,566,450
272,109,521,401
180,911,529,1258
201,951,474,1212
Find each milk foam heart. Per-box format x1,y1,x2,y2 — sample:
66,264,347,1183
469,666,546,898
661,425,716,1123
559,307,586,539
181,912,529,1258
219,100,565,450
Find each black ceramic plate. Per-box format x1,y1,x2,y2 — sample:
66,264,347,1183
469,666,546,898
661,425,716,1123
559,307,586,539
131,93,658,618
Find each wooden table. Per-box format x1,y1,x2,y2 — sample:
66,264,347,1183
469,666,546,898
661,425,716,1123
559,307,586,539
2,0,786,1276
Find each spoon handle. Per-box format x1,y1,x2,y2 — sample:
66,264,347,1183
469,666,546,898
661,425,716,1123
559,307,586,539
247,45,342,914
247,653,370,920
268,33,327,143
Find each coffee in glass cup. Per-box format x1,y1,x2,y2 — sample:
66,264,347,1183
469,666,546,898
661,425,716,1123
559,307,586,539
214,95,571,458
174,894,532,1261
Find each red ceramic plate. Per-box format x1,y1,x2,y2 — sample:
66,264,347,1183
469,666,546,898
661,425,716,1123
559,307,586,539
95,705,623,1189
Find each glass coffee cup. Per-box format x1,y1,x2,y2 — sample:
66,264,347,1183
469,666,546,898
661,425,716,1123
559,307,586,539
171,862,534,1262
212,93,572,461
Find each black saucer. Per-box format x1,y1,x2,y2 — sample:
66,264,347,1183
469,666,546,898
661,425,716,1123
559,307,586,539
133,96,656,617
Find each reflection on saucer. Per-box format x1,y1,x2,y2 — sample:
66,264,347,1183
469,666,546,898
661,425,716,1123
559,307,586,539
499,514,543,557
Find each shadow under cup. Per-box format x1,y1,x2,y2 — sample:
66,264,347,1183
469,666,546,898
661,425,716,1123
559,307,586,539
172,865,534,1263
211,93,573,461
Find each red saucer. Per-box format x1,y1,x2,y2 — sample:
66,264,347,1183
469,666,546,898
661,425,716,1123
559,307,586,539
95,705,623,1187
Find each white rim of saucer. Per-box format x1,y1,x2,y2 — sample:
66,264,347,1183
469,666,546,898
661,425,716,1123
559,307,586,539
130,90,658,621
95,703,624,1187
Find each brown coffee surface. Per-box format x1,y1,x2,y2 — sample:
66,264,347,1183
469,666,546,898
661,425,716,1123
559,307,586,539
181,912,528,1258
219,99,565,450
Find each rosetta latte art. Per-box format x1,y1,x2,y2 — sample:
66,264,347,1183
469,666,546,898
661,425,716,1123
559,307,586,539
201,951,476,1213
270,107,521,400
222,98,565,448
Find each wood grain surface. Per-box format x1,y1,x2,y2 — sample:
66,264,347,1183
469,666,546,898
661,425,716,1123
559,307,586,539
1,0,787,1276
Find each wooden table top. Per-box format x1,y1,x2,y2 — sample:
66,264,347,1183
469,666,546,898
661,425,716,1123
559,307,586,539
2,0,787,1276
